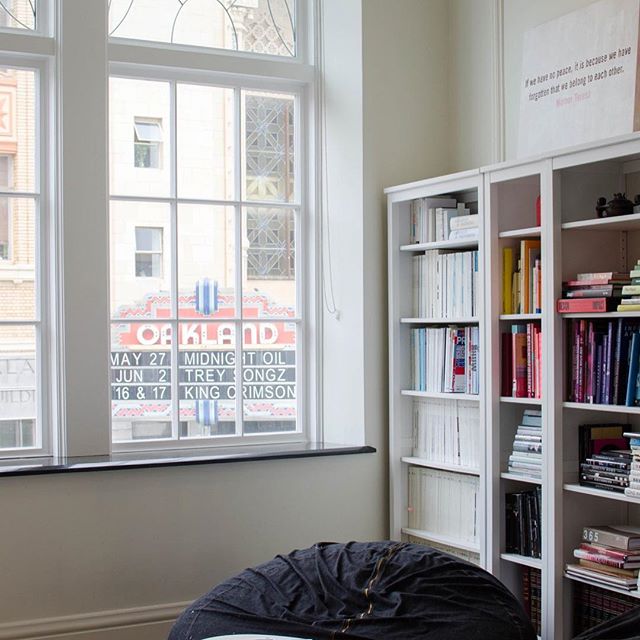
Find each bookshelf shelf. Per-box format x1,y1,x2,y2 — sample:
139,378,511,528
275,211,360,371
402,457,480,476
562,402,640,414
498,226,542,239
500,553,543,569
561,212,640,232
564,483,640,505
399,238,478,252
500,314,542,321
400,390,480,401
501,472,543,485
400,317,479,325
401,528,481,553
564,572,640,600
500,396,543,405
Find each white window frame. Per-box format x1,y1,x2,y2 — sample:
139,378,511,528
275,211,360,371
107,0,317,454
0,0,318,461
0,50,56,460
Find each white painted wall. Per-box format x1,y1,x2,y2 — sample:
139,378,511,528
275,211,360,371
448,0,605,171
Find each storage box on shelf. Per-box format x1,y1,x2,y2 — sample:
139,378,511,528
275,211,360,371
387,170,484,566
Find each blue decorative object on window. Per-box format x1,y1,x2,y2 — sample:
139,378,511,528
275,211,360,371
195,399,218,427
195,278,219,316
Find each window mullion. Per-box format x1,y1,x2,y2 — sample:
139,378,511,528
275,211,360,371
170,80,179,440
234,86,244,437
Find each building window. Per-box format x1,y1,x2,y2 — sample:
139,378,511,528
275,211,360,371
135,227,163,278
134,118,162,168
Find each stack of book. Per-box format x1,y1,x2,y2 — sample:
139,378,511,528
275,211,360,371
502,241,541,315
410,326,480,394
573,581,637,635
408,467,479,546
624,432,640,499
412,399,479,469
557,271,629,313
409,199,475,243
618,261,640,311
566,524,640,592
507,409,542,479
579,424,630,493
412,250,479,318
501,322,542,398
505,487,542,558
522,568,541,637
568,319,640,405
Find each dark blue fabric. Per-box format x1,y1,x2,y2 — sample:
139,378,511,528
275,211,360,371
573,605,640,640
168,541,536,640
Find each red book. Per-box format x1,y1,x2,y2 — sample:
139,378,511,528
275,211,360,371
527,323,533,398
501,333,512,396
512,325,528,397
557,298,614,313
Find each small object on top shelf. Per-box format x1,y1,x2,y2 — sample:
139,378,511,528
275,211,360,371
535,195,541,227
595,193,634,218
634,195,640,215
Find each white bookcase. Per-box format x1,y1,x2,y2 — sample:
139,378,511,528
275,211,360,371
387,169,485,566
386,133,640,640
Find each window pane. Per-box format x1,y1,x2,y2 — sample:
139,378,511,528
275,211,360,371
0,198,36,320
135,226,162,252
111,322,172,442
109,0,296,58
177,84,234,201
134,120,162,143
178,205,235,320
110,201,171,319
243,90,295,203
0,1,35,31
110,78,170,196
0,68,36,193
179,321,237,438
242,321,296,433
243,207,296,317
0,324,36,451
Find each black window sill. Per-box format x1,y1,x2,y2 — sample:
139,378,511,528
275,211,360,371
0,442,376,477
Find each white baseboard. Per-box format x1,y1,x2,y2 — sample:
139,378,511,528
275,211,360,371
0,601,191,640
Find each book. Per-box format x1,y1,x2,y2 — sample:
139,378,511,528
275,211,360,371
626,333,640,406
566,563,638,588
503,247,513,315
582,525,640,550
557,298,617,313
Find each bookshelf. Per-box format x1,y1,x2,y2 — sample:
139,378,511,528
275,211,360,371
387,169,485,569
386,134,640,640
